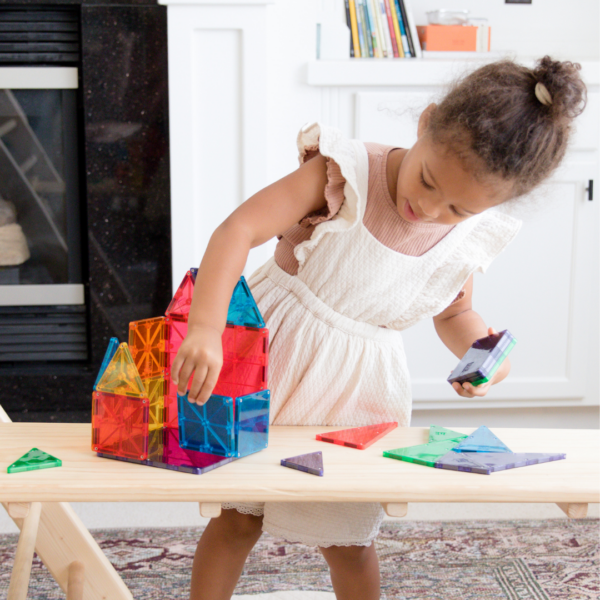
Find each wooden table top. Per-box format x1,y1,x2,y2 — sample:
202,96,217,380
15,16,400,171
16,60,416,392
0,424,598,504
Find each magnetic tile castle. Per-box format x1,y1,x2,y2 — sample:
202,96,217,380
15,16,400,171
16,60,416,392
384,425,566,475
92,271,270,473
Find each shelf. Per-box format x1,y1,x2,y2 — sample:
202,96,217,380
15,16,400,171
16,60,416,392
306,59,600,87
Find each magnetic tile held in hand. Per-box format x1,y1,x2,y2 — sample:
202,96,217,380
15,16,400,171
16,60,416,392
316,422,398,450
281,451,324,476
428,425,468,443
8,448,62,473
451,426,512,454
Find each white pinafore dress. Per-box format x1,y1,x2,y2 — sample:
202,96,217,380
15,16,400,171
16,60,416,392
223,123,521,547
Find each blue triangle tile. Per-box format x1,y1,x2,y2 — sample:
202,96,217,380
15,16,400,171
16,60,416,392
451,426,512,453
227,276,265,327
281,451,323,476
93,337,119,390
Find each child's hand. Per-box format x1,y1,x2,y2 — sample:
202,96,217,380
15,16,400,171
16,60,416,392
450,326,502,399
451,380,493,398
170,324,223,405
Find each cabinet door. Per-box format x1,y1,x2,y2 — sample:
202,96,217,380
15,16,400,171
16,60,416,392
355,91,599,409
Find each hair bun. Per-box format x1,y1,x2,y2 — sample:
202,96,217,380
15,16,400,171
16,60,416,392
532,56,587,119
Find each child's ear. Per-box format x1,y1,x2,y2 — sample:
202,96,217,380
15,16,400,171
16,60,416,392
417,103,437,138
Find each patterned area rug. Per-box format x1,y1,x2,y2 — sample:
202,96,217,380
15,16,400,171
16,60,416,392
1,519,598,599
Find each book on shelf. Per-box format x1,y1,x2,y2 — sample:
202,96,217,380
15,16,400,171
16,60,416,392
344,0,419,58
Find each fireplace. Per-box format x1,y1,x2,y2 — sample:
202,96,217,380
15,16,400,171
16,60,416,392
0,2,172,420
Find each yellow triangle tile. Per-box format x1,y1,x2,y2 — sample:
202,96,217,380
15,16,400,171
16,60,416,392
96,343,147,398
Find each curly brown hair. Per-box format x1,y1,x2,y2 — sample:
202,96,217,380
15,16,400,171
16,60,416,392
427,56,587,198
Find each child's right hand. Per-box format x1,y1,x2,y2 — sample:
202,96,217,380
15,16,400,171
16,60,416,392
170,324,223,405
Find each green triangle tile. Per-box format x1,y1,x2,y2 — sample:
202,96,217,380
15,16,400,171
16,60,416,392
428,425,469,443
8,448,62,473
383,440,462,468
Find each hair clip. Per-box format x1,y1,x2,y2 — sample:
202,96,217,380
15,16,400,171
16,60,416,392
535,82,553,106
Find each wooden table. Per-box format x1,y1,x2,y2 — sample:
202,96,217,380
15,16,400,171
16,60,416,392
1,422,599,600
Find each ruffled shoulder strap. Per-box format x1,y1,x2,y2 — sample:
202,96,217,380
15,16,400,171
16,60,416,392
294,122,369,271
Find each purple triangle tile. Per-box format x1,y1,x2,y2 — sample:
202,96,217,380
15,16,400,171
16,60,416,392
281,451,323,476
434,451,492,474
470,452,566,472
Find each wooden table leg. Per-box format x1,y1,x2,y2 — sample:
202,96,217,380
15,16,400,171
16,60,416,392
67,560,85,600
7,501,42,600
199,502,222,518
1,404,133,600
556,502,588,519
381,502,408,518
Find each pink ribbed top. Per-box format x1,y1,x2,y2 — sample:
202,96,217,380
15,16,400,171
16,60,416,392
275,143,455,276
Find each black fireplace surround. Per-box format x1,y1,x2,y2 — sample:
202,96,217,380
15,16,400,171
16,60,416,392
0,0,172,421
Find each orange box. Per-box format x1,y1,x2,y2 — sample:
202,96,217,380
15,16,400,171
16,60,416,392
416,25,489,52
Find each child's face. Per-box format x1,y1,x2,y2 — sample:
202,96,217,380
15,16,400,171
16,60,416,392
395,106,509,225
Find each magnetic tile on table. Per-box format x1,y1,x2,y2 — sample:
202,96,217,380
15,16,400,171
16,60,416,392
227,276,265,327
281,451,324,476
434,450,492,474
451,426,512,454
235,390,270,457
8,448,62,473
316,422,398,450
95,343,147,398
469,451,566,472
93,337,119,391
383,440,461,467
428,425,468,443
165,271,195,322
129,317,166,379
178,392,236,457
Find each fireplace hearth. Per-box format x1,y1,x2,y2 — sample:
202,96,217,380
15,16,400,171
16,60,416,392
0,1,172,420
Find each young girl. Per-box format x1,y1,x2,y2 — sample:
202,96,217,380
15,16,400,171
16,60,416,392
171,56,586,600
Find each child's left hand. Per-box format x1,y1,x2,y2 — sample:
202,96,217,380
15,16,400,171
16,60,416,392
451,379,493,398
450,326,504,398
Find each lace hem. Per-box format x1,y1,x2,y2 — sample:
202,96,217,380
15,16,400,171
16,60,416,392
222,502,265,517
263,520,378,548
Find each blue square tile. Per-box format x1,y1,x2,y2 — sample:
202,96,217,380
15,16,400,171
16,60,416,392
235,390,270,457
178,393,235,457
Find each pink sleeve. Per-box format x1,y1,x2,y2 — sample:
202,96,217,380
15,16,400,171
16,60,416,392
298,152,346,228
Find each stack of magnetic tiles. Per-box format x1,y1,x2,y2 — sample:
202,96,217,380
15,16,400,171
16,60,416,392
92,270,270,475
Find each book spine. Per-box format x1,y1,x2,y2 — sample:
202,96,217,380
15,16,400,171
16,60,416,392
345,0,354,57
361,0,374,58
365,0,378,58
401,0,422,58
355,0,368,58
393,0,411,57
382,0,398,58
397,0,414,57
372,0,387,58
348,0,361,58
388,0,404,57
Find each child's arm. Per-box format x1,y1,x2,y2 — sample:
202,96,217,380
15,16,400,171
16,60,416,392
432,275,511,398
171,153,329,404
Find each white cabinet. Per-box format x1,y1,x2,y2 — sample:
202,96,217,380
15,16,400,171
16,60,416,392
307,61,599,410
